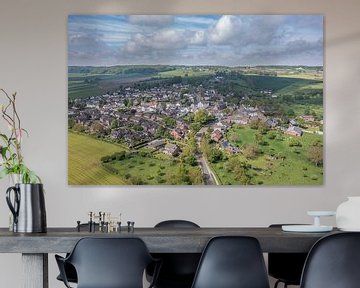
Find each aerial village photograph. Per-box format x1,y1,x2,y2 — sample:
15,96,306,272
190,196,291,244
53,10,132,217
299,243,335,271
68,15,323,185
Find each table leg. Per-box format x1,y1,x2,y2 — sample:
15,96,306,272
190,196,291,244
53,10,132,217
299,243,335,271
22,253,48,288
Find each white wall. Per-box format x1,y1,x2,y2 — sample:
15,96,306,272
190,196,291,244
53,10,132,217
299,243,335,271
1,0,360,286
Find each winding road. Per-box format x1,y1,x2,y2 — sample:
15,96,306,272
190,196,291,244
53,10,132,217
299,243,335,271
195,127,220,185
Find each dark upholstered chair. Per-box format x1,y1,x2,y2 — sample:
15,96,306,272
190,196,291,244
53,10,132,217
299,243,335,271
268,224,308,288
56,262,77,284
191,236,270,288
154,220,200,229
147,220,201,288
56,223,99,284
55,237,160,288
300,232,360,288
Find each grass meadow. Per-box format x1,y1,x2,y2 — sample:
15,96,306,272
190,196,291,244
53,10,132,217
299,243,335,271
68,132,128,185
68,132,203,185
212,126,323,185
107,152,203,185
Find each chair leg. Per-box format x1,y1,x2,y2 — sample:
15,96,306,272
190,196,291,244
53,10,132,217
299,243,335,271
274,280,290,288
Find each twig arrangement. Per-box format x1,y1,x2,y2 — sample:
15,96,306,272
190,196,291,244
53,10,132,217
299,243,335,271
0,88,40,183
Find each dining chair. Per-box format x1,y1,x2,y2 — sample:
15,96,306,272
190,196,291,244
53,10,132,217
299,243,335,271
55,237,161,288
300,232,360,288
268,224,308,288
191,236,270,288
147,220,201,288
56,223,99,284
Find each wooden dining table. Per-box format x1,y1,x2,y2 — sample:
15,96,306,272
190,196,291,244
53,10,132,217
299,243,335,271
0,226,339,288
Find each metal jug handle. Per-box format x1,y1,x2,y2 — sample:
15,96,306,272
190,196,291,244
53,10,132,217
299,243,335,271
6,186,20,224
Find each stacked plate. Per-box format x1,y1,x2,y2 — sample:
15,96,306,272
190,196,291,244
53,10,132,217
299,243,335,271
282,211,336,232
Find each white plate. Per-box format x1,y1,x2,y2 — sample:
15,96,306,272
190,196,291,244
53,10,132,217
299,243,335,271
307,211,336,217
282,225,333,232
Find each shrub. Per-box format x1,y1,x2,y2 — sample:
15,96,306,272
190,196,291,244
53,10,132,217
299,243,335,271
288,138,302,147
310,174,319,180
103,164,119,175
101,155,110,163
115,151,126,161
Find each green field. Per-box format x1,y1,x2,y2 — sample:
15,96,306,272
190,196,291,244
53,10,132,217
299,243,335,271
277,79,323,95
278,73,323,80
243,75,321,93
158,68,215,78
68,132,128,185
68,65,323,102
104,152,203,185
69,132,203,185
68,73,154,99
68,82,104,99
291,104,323,118
213,126,323,185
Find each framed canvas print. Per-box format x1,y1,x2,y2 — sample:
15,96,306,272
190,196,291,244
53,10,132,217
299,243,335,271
68,15,323,185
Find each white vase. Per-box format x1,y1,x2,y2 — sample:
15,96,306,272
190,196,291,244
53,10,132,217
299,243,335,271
336,197,360,231
9,173,22,185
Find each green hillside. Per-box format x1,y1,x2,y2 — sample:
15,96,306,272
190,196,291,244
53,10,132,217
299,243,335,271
244,75,312,91
68,132,128,185
68,65,323,100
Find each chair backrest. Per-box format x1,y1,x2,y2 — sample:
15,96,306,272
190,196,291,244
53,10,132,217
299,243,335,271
268,224,308,285
191,236,270,288
67,237,154,288
152,220,201,286
300,232,360,288
155,220,200,228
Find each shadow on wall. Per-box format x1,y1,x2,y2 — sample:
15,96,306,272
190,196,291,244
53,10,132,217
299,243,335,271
327,31,360,47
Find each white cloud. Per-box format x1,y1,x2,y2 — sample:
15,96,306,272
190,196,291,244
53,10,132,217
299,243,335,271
68,33,118,66
152,29,188,49
208,15,242,44
69,34,110,52
128,15,174,26
190,30,206,45
68,15,323,66
123,29,192,55
176,16,217,26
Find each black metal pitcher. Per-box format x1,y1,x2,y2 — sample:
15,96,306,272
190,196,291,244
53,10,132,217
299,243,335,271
6,183,47,233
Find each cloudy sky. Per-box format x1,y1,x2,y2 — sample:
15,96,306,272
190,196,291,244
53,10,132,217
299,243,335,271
68,15,323,67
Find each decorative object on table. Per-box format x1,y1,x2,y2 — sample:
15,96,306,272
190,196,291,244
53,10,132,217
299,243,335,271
336,196,360,231
127,221,135,233
0,88,46,233
68,15,324,186
78,211,122,232
282,211,335,232
6,183,46,233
